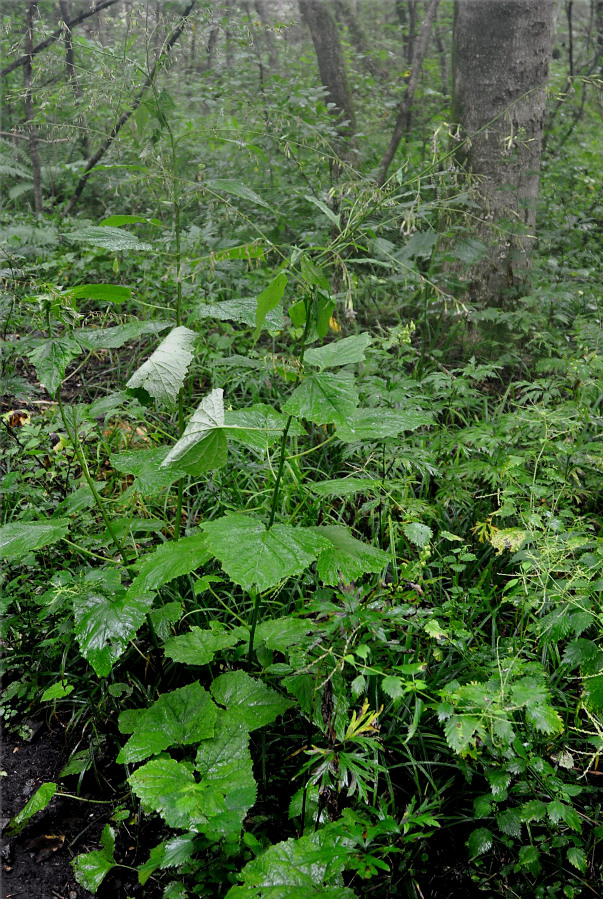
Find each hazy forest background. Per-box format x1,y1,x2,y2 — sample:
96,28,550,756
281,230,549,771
1,2,602,898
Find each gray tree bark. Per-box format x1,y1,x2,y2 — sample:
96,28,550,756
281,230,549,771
24,2,44,214
298,0,358,160
450,0,555,304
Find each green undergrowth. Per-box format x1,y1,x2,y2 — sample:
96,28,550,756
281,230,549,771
1,98,602,898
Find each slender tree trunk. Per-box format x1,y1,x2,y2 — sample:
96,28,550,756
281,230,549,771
254,0,279,70
58,0,89,156
433,3,449,96
62,0,196,216
298,0,358,161
333,0,386,78
206,26,219,70
376,0,439,186
24,2,44,214
1,0,120,79
449,0,555,305
595,0,603,69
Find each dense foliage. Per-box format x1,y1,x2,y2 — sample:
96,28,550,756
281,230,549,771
1,3,602,898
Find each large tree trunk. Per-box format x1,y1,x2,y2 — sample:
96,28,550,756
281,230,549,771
298,0,358,162
24,2,44,215
450,0,554,305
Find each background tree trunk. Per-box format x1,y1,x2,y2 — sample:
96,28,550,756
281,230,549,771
298,0,358,161
24,2,44,214
450,0,555,305
376,0,439,186
58,0,89,156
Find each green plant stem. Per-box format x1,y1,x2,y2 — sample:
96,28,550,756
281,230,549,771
56,390,130,565
167,119,187,540
248,293,315,664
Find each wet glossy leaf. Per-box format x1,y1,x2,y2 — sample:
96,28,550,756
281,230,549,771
7,783,57,835
304,333,372,370
72,825,116,892
467,827,493,858
118,682,216,764
73,585,153,677
313,525,389,586
225,826,355,899
128,758,211,831
164,624,248,666
126,533,211,600
195,710,257,838
335,408,432,442
283,371,358,426
202,514,330,592
1,519,69,560
211,670,291,731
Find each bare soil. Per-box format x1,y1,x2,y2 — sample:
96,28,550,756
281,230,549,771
0,723,160,899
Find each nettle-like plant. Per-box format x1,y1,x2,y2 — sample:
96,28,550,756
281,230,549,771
1,215,437,894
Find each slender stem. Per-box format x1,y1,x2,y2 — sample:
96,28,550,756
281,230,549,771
167,121,187,540
249,292,315,663
56,390,130,564
268,292,314,529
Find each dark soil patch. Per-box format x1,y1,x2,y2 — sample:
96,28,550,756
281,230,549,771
0,723,161,899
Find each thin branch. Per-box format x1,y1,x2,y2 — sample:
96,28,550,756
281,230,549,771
1,0,121,78
376,0,439,187
61,0,197,217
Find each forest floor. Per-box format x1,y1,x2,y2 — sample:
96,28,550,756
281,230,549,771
0,723,161,899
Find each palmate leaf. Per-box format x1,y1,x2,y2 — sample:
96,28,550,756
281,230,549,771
128,758,212,831
117,682,217,764
126,326,196,405
73,584,154,677
211,671,292,731
27,336,81,394
1,518,69,560
72,825,116,893
161,388,227,473
335,408,432,442
312,525,389,586
138,834,196,886
304,333,372,370
164,624,248,666
195,710,257,839
126,533,211,600
283,371,358,426
202,514,331,592
224,405,303,452
225,826,355,899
